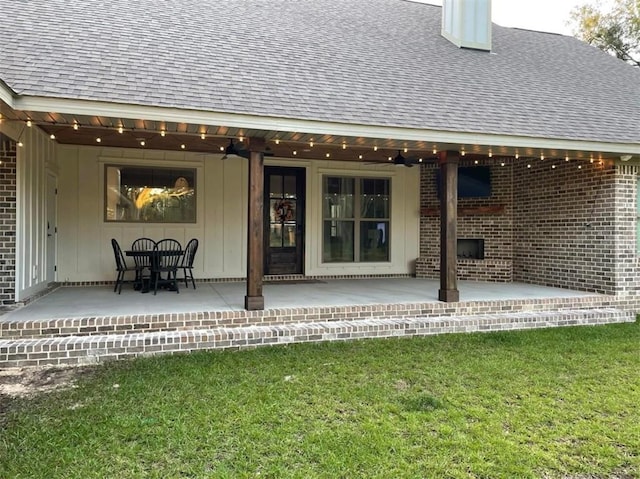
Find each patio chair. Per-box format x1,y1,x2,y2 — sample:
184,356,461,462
152,239,182,295
131,237,156,290
180,238,199,289
110,238,137,294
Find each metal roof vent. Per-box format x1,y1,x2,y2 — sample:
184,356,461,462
441,0,492,51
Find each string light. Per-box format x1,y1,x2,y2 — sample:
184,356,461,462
461,150,466,156
515,152,519,159
118,126,124,134
488,151,493,158
527,164,531,168
325,153,330,158
160,130,166,137
73,122,79,130
293,150,297,155
96,137,101,143
309,141,314,147
275,139,280,145
474,159,479,164
358,154,363,160
200,133,206,140
540,154,545,160
49,134,55,140
26,120,32,127
373,146,378,151
500,161,505,166
342,143,346,150
18,141,23,147
433,148,437,154
565,155,569,161
181,144,186,149
140,140,145,146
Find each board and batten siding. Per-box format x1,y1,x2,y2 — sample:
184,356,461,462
0,122,58,301
56,145,420,283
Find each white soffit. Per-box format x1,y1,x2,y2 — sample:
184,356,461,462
12,95,640,156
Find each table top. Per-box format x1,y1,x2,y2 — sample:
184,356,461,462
125,249,183,256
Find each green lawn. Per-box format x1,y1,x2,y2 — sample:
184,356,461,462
1,323,639,478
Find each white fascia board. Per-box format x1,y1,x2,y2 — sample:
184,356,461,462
0,83,16,108
15,95,640,156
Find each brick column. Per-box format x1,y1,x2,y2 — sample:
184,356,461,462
0,134,17,305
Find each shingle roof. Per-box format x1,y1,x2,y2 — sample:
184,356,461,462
1,0,638,144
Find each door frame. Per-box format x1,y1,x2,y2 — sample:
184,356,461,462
263,166,306,275
45,171,57,284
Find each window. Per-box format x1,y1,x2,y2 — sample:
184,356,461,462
105,165,196,223
323,176,390,262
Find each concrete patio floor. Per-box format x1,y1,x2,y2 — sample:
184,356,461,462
2,278,599,322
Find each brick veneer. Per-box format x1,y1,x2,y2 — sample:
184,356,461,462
512,159,636,294
0,135,17,306
416,159,514,281
416,158,639,295
0,294,635,367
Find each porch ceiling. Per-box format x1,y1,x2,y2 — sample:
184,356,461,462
0,101,628,165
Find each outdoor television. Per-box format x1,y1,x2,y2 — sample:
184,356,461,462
436,166,491,198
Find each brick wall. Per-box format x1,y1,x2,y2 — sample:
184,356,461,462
416,159,513,281
0,134,17,305
416,157,638,295
513,158,637,295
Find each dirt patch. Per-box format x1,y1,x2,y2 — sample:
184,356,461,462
0,365,95,417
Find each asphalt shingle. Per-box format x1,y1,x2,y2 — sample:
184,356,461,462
0,0,638,144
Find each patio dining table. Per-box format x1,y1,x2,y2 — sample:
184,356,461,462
125,249,183,293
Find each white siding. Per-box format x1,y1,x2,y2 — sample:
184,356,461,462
4,124,58,301
56,146,420,282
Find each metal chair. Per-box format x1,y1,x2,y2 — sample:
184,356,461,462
131,237,156,290
180,238,199,289
152,239,182,295
110,238,136,294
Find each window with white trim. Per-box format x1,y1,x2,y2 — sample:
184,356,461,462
105,165,196,223
322,176,390,263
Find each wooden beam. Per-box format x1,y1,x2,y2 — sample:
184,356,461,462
438,150,460,302
244,137,266,310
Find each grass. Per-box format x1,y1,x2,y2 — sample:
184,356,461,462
1,323,640,478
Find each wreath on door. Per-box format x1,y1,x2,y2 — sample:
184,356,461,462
273,199,294,222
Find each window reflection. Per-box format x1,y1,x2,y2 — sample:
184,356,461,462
105,166,196,223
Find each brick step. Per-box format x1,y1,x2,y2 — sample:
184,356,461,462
0,296,624,340
0,308,633,368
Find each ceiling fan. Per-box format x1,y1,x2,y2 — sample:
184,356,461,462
390,150,421,167
368,150,420,168
222,139,274,159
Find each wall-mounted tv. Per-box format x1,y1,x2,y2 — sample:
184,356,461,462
436,166,491,198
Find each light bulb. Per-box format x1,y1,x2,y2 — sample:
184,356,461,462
26,120,32,127
181,144,186,149
73,123,79,130
373,146,378,151
118,126,124,134
96,137,101,143
325,153,330,158
160,130,166,137
50,134,55,140
201,133,206,140
140,140,145,146
275,139,280,145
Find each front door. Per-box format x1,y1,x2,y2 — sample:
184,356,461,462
46,172,57,284
264,167,305,275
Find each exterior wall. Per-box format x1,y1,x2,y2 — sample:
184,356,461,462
513,159,638,295
56,146,420,283
0,135,17,305
0,123,56,302
416,158,639,296
416,160,513,281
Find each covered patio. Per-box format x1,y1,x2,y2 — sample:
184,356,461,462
0,278,634,368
